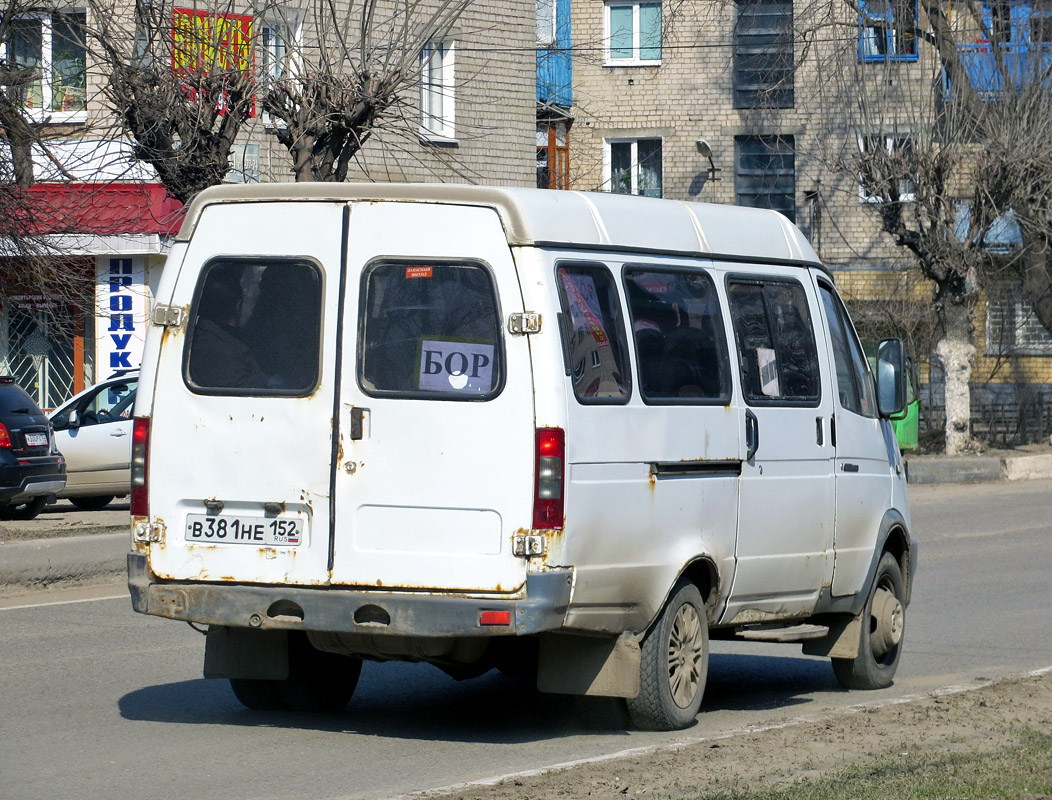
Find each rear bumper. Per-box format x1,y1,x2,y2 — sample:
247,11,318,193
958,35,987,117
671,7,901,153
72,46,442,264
127,552,572,637
0,457,66,503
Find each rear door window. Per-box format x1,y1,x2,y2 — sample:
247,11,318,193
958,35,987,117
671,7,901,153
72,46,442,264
185,260,323,395
727,278,821,405
624,267,731,402
556,263,632,403
358,261,504,399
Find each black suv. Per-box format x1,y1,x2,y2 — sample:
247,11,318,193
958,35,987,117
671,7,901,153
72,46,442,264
0,377,66,520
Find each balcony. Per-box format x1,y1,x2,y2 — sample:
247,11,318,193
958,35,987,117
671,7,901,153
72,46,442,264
949,41,1052,99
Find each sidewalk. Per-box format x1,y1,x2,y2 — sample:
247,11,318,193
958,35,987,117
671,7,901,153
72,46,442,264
3,447,1052,592
903,442,1052,484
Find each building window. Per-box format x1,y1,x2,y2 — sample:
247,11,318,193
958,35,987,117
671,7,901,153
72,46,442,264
6,10,87,119
606,138,662,197
1032,0,1052,43
604,1,662,66
228,143,261,183
858,134,916,203
537,121,571,189
859,0,918,62
260,22,291,89
537,0,557,46
420,41,455,141
734,0,793,108
986,288,1052,355
735,135,795,221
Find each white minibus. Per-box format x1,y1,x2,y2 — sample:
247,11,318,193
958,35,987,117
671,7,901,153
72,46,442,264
128,184,915,730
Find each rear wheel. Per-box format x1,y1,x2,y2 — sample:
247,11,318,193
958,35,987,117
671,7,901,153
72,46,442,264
626,580,709,731
229,678,283,711
275,632,363,712
229,632,363,713
832,551,905,690
70,495,115,511
0,496,48,521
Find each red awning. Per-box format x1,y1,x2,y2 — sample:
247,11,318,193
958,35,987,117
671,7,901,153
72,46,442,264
16,183,184,236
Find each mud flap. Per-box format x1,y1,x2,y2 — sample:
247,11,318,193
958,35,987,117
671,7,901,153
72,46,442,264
204,626,289,680
801,615,863,659
537,632,641,697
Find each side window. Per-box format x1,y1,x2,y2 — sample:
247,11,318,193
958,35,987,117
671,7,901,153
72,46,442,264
186,260,323,395
624,267,732,402
359,262,503,399
819,284,877,417
727,278,821,404
556,263,632,403
52,380,137,429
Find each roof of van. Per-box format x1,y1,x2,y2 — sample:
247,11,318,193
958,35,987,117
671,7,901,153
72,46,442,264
176,183,822,266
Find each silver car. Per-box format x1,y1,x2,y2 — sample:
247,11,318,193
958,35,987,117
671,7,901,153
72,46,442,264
49,371,137,511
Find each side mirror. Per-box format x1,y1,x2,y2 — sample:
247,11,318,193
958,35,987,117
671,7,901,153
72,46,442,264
67,409,81,429
876,338,907,417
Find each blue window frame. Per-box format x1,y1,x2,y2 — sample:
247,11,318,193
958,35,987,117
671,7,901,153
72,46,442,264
859,0,919,62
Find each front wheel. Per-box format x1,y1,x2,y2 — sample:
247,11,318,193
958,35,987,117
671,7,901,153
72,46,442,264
832,551,905,690
0,496,48,521
626,580,709,731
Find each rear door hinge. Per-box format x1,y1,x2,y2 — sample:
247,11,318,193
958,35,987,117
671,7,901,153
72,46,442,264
152,304,185,328
508,312,542,335
134,520,166,544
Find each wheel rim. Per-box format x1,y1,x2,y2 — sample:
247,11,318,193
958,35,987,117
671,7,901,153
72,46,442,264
870,584,904,661
667,601,704,708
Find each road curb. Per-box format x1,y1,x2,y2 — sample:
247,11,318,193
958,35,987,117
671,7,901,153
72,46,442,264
0,532,129,589
905,452,1052,485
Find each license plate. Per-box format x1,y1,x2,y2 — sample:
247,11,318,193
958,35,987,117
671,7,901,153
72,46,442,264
185,514,303,546
24,432,47,447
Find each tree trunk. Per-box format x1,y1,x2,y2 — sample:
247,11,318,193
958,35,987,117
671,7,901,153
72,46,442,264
933,295,976,455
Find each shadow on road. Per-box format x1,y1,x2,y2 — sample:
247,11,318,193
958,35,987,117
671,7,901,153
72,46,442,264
117,651,839,743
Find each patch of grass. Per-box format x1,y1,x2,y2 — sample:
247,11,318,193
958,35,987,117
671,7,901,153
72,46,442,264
695,729,1052,800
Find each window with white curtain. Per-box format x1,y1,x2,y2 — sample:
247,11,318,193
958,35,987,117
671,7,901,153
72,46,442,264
606,138,662,197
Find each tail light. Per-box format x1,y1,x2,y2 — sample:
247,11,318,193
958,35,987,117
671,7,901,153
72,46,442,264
0,422,10,449
130,416,150,517
533,427,564,530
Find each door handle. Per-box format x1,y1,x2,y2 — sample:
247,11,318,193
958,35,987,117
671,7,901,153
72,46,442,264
745,409,759,462
816,416,824,447
111,429,128,438
842,463,860,473
349,407,368,440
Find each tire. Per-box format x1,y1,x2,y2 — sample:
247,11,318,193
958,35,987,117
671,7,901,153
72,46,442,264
70,495,116,511
626,580,709,731
0,496,48,521
274,631,363,712
229,678,284,711
832,551,906,690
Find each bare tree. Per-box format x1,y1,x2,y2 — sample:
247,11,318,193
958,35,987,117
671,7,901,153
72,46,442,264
89,0,261,204
88,0,477,194
260,0,473,182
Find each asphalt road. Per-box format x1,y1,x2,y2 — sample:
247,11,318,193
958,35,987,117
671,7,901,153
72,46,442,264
2,480,1051,800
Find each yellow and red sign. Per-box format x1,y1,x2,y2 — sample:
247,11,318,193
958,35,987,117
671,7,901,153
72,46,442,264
172,8,254,76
